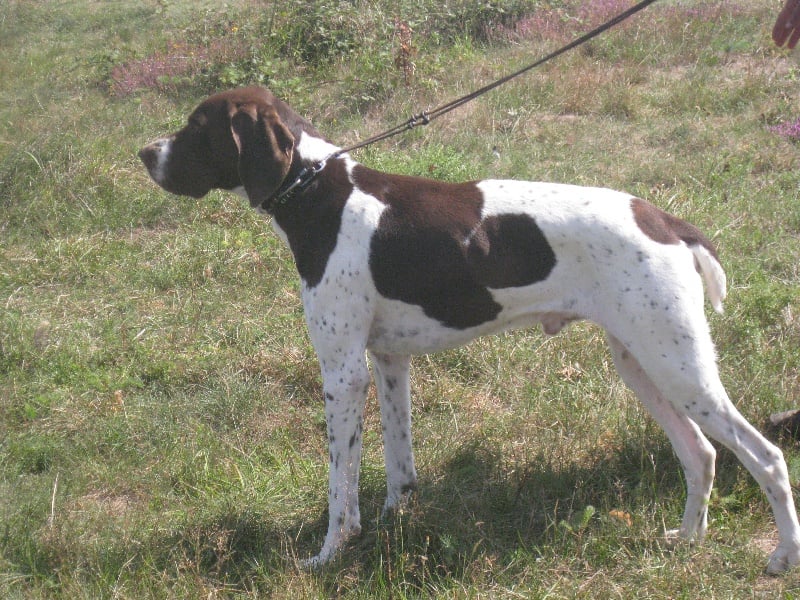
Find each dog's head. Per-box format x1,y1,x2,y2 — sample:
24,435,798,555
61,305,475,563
139,87,308,206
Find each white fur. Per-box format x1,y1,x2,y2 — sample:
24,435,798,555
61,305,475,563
144,137,172,186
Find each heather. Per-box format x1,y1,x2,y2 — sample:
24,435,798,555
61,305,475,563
770,117,800,142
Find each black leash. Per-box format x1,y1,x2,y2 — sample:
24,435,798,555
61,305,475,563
270,0,660,209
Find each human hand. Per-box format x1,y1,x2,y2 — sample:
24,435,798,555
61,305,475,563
773,0,800,48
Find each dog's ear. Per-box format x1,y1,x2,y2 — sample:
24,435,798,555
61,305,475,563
230,103,295,208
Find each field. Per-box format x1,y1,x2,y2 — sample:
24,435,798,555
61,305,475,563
2,0,800,597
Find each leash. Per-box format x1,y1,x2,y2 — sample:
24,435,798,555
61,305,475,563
269,0,660,209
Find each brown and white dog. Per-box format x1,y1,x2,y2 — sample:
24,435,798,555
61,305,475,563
139,86,800,572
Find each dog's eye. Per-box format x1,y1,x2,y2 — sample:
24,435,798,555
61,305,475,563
187,114,207,129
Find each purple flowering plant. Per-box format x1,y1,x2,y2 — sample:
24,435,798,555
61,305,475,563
768,118,800,142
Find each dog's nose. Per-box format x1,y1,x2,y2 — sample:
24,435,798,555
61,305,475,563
138,146,155,170
138,138,172,182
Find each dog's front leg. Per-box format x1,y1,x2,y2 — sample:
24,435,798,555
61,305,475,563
304,352,371,568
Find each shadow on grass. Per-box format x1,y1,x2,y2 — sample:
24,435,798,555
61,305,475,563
24,432,747,594
290,432,753,589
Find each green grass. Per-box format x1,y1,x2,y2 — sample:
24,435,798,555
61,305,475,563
2,0,800,597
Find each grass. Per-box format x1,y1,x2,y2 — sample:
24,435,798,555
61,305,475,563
2,0,800,597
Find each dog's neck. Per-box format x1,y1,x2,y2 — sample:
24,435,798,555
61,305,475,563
296,131,342,165
271,132,349,208
235,131,349,214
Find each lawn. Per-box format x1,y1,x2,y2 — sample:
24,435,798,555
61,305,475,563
2,0,800,597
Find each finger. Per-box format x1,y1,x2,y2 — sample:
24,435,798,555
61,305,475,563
773,26,789,47
773,0,800,46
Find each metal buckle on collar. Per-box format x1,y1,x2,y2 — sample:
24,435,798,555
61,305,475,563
263,159,327,212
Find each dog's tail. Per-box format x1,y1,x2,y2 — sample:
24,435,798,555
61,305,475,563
691,244,727,314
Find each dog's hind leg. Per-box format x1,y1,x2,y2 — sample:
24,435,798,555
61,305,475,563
685,392,800,574
607,334,716,543
606,321,800,574
370,351,418,514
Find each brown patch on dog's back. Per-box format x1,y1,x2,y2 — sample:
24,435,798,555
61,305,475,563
353,165,483,234
631,198,719,260
357,166,496,329
356,166,557,329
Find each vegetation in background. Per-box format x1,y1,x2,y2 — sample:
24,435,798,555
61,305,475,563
1,0,800,597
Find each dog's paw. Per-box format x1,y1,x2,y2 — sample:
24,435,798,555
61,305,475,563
298,542,345,571
663,527,702,549
299,523,363,570
766,541,800,575
300,552,335,571
381,485,417,522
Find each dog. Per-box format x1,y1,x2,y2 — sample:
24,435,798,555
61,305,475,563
139,86,800,573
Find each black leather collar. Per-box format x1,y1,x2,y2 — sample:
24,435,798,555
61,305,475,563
261,160,327,213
